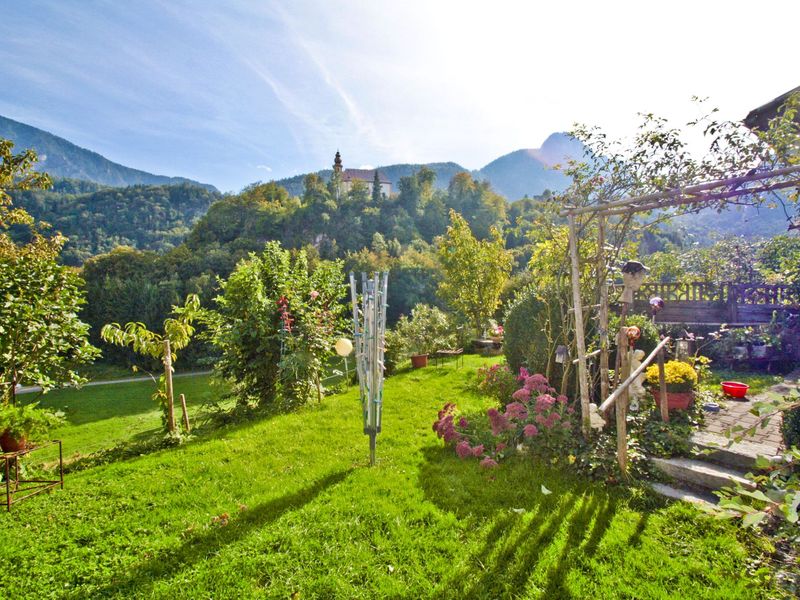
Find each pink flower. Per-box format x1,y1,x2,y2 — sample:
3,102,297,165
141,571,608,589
310,290,319,300
496,442,507,453
557,395,568,404
524,374,551,394
535,394,556,413
480,457,499,469
511,388,531,403
487,408,512,436
566,406,575,414
471,444,485,457
517,367,530,381
523,424,539,437
504,402,528,421
455,440,472,459
458,417,469,429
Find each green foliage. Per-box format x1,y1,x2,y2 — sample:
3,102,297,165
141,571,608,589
207,241,346,410
100,294,201,432
0,402,64,441
475,362,518,407
392,304,456,357
13,182,220,265
437,210,513,336
783,404,800,450
0,138,99,404
503,286,564,383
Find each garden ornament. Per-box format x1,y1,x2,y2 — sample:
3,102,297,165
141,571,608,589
649,296,664,316
588,403,605,430
621,260,649,303
628,349,647,409
334,338,353,357
349,272,389,466
626,326,641,345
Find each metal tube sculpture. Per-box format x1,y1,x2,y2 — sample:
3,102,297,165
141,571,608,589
349,271,389,466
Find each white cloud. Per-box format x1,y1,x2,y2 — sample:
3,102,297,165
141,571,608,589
256,165,273,172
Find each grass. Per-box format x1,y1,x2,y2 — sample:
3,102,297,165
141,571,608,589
701,368,784,396
1,356,779,599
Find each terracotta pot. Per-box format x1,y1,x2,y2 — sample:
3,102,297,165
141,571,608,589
0,429,27,453
410,354,428,369
651,389,693,410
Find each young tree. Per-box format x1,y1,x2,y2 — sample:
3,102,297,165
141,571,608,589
437,210,513,336
101,294,200,433
0,139,99,404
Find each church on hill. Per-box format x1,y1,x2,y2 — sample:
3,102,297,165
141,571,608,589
332,151,392,196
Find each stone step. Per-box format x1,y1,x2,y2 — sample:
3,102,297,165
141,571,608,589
690,431,782,471
648,482,718,507
650,456,757,492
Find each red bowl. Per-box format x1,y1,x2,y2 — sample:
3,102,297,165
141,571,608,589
721,381,749,398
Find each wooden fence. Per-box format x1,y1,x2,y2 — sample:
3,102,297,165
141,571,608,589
612,282,800,325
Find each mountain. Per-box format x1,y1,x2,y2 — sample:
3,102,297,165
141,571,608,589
0,115,217,191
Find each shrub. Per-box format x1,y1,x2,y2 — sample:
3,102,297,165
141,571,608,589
0,403,64,442
609,313,659,355
207,242,346,410
476,363,517,406
783,405,800,449
393,304,456,357
503,286,563,377
645,360,697,392
433,372,578,463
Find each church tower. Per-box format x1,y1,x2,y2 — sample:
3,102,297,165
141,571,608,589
333,150,343,175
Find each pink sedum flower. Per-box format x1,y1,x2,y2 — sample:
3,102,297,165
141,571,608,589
487,408,512,436
455,440,472,459
517,367,530,381
480,457,499,469
511,388,531,403
504,402,528,421
471,444,485,457
496,442,507,453
523,424,539,437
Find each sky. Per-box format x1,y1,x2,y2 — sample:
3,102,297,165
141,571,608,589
0,0,797,192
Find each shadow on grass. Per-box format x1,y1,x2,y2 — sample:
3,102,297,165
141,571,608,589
419,446,627,599
97,468,352,597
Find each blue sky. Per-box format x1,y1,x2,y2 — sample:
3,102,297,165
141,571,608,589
1,1,798,192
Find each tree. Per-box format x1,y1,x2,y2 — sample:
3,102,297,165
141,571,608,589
371,170,382,205
437,210,513,336
101,294,201,433
0,139,98,404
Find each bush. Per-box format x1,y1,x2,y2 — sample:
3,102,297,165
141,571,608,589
783,405,800,449
608,313,659,355
503,286,563,377
393,304,456,357
0,403,64,442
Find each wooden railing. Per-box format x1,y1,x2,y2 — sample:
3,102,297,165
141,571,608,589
599,331,671,478
614,281,800,306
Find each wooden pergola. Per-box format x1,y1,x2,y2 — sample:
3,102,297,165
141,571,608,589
559,163,800,475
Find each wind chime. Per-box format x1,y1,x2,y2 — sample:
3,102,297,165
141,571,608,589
349,272,389,466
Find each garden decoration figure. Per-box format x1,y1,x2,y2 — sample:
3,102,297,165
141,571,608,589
649,296,664,316
588,403,605,430
621,261,649,304
628,349,647,411
349,272,389,466
626,326,641,347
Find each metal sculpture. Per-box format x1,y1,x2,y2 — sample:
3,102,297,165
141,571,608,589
349,272,389,466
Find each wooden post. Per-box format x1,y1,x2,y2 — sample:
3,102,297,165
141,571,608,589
163,339,176,434
179,393,191,432
657,347,669,423
616,328,630,479
597,214,610,403
568,213,591,438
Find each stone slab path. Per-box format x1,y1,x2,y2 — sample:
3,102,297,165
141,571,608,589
701,369,800,455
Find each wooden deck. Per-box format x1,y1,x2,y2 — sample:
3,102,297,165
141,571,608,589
622,282,800,325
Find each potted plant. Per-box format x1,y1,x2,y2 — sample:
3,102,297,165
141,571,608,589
724,327,751,360
0,403,64,452
394,305,456,369
645,360,698,410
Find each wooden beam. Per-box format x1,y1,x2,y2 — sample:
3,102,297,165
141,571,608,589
657,348,668,423
600,177,800,217
597,214,610,403
599,336,672,413
559,164,800,217
568,213,591,438
616,329,630,479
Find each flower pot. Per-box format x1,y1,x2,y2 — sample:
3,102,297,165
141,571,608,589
410,354,428,369
750,344,768,359
651,389,693,411
732,345,748,360
0,429,27,453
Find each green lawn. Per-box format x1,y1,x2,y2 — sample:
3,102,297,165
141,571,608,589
701,368,784,396
1,356,778,599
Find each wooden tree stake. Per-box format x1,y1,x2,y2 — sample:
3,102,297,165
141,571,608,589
616,328,630,479
163,339,176,433
180,393,191,432
597,214,610,402
568,213,591,438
